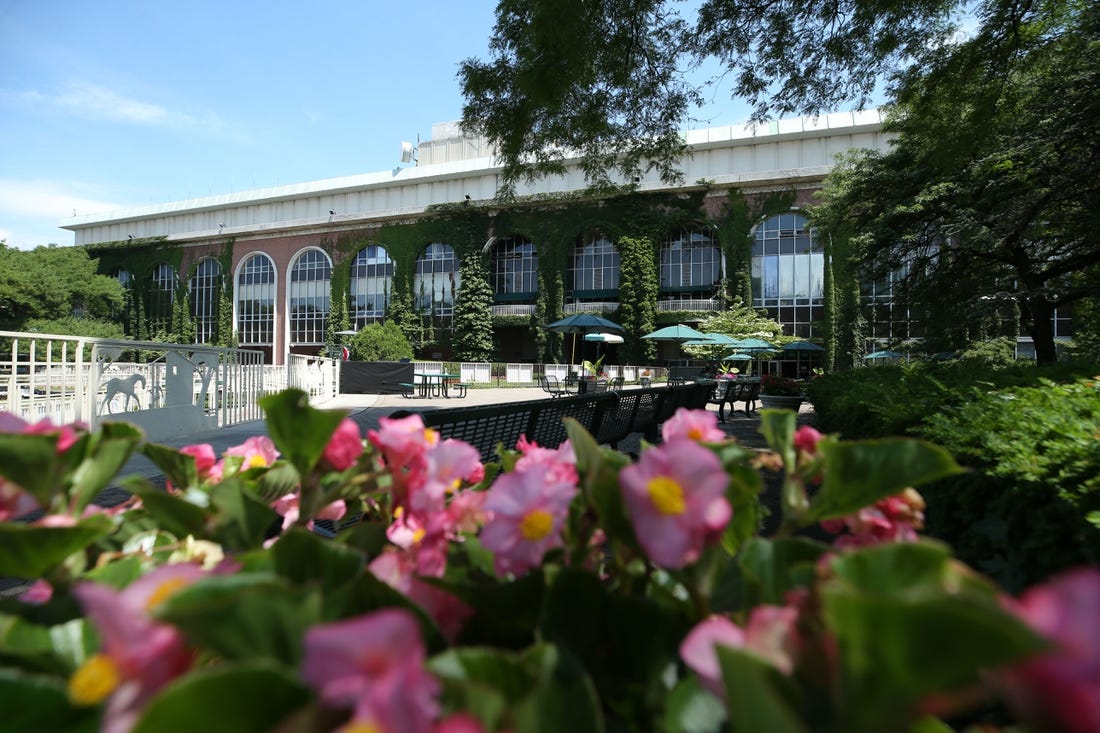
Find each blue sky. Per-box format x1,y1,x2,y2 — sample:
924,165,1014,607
0,1,761,251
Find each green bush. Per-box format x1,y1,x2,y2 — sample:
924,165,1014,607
348,321,414,362
915,378,1100,591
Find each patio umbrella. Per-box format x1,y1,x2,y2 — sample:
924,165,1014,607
864,350,904,360
681,332,740,347
642,324,708,363
730,337,779,352
584,332,624,368
782,340,825,374
545,314,624,365
721,353,753,361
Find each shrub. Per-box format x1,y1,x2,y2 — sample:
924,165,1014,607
349,321,414,361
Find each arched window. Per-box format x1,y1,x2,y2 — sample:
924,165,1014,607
149,263,176,333
350,244,393,328
190,259,221,344
750,212,824,338
660,225,721,292
570,233,619,300
236,253,275,345
490,236,538,301
414,243,460,317
288,249,332,345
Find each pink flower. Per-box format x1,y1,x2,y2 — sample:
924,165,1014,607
820,488,925,548
323,417,363,471
0,480,40,521
369,551,473,643
996,568,1100,733
20,579,53,604
680,607,799,699
434,713,486,733
368,414,440,508
661,408,726,444
69,564,204,733
179,443,218,479
225,435,279,470
479,463,577,577
267,492,347,542
515,435,578,486
619,438,731,568
301,608,440,733
793,425,823,456
410,438,485,518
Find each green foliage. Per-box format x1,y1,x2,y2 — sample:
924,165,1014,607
22,317,125,340
615,235,658,364
0,244,124,331
348,321,414,362
452,255,496,362
915,378,1100,590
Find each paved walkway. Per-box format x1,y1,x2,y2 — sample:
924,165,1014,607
120,385,816,486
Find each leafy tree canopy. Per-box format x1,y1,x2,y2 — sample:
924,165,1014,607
349,322,415,362
811,1,1100,363
685,297,786,360
460,0,979,193
0,244,124,331
452,255,496,362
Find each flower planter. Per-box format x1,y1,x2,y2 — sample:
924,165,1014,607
758,394,804,410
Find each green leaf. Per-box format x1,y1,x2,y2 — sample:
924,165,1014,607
738,538,827,606
259,389,346,478
717,646,807,733
431,646,533,720
758,410,797,467
0,515,113,578
805,438,964,522
0,669,99,733
139,442,200,492
664,676,727,733
514,644,605,733
209,478,280,551
0,433,67,505
132,663,311,733
69,422,142,512
126,481,211,540
156,573,321,665
270,527,364,592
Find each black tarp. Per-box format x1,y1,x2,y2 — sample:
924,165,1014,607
340,361,415,395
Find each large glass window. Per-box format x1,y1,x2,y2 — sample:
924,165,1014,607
750,212,824,338
490,236,538,301
570,233,620,297
149,263,176,333
289,249,331,345
350,244,393,328
660,225,721,291
236,253,275,345
414,243,460,317
190,259,221,344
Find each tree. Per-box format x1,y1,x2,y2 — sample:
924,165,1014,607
616,235,658,364
451,255,496,362
348,322,414,362
0,243,124,332
812,3,1100,363
685,297,785,361
460,0,967,194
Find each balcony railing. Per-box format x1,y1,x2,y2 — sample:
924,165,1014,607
491,304,537,316
563,302,620,314
658,299,720,312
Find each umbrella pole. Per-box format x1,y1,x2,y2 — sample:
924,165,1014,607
570,333,577,368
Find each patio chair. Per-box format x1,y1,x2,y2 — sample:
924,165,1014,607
540,375,569,399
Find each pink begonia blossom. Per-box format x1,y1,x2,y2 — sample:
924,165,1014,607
179,443,218,479
820,488,925,548
619,438,731,569
369,550,473,643
996,567,1100,733
434,713,486,733
515,435,578,486
661,408,727,444
301,608,440,733
410,438,485,517
368,414,440,508
20,579,53,604
0,412,88,520
225,435,279,468
322,417,364,471
267,492,347,543
479,463,577,577
0,480,40,521
680,607,800,699
70,564,205,733
793,425,823,456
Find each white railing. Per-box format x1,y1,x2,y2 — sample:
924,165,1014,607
658,299,720,312
288,353,340,403
563,302,620,314
1,331,268,441
490,304,537,316
410,361,661,386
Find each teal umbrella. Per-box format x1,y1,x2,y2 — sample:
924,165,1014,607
864,350,904,360
642,324,708,362
730,337,778,351
721,353,753,361
545,314,624,365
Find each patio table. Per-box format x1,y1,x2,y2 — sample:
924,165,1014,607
414,373,461,398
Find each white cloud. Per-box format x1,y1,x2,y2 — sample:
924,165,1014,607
0,179,122,249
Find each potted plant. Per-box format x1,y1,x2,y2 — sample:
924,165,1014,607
578,355,605,393
758,372,805,410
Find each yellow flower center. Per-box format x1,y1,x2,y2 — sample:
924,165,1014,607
411,527,426,544
647,476,686,515
519,509,554,540
340,720,384,733
424,428,439,446
246,453,269,469
68,654,120,705
688,426,704,440
145,576,190,611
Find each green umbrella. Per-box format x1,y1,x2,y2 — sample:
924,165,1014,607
545,314,625,365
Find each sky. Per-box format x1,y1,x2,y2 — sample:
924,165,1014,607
0,1,762,251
